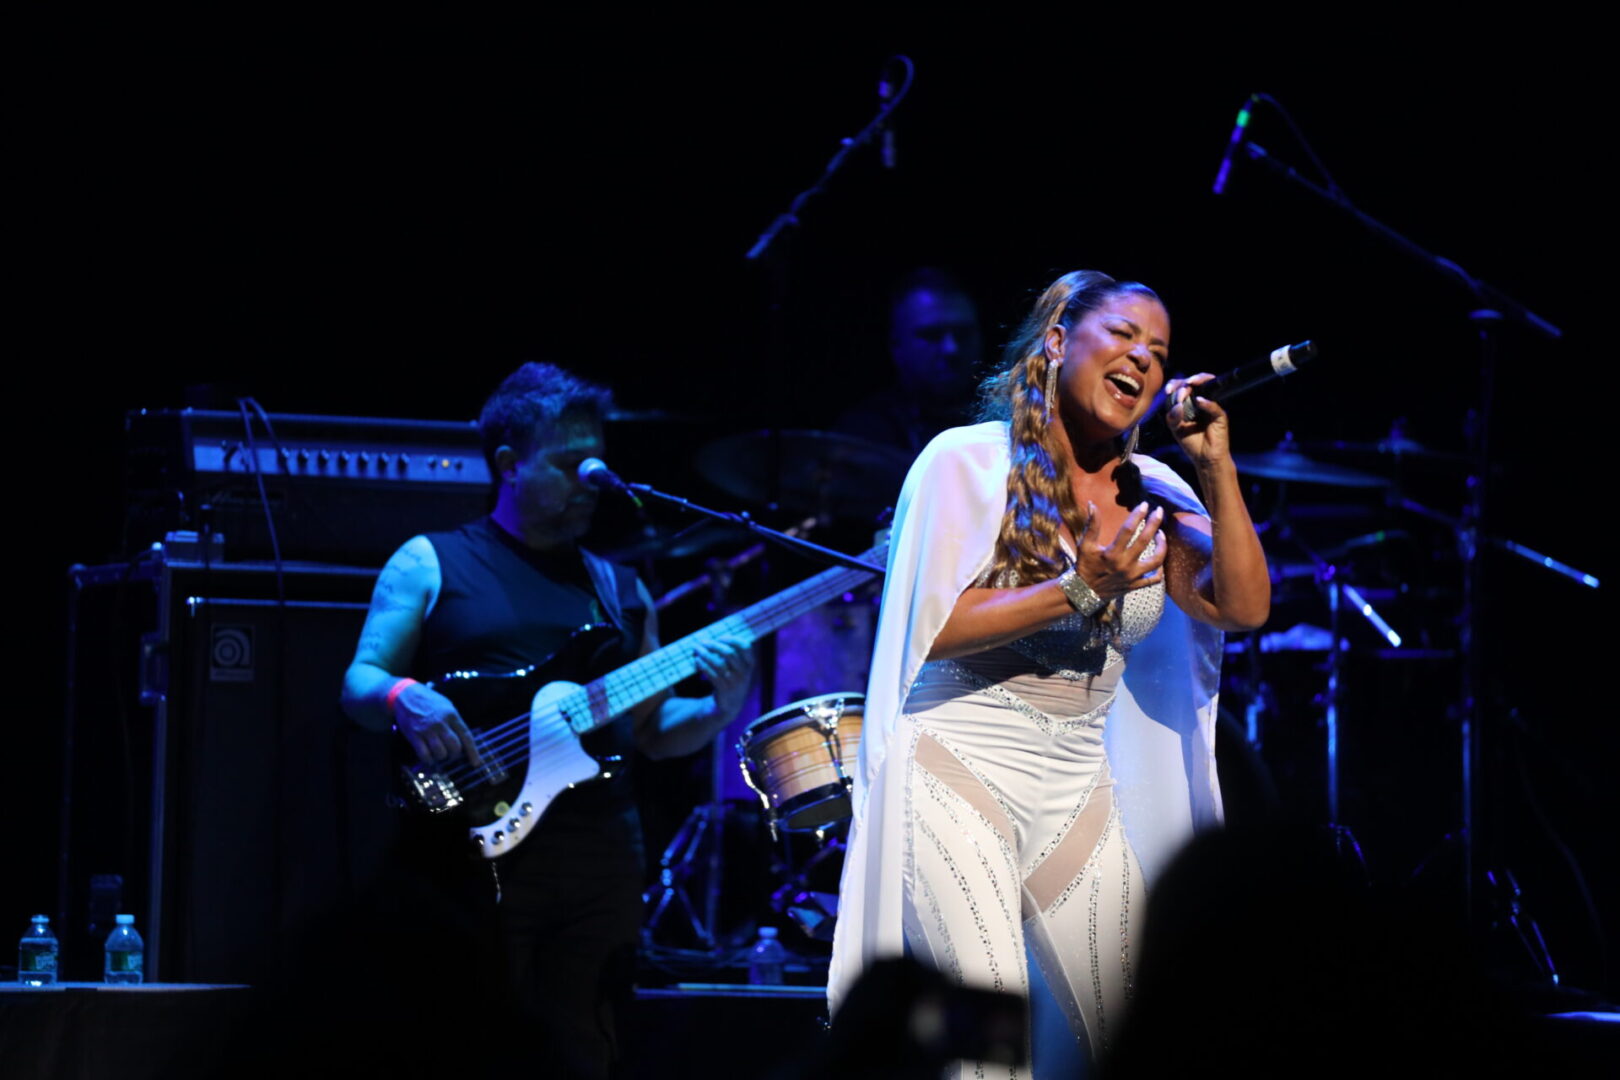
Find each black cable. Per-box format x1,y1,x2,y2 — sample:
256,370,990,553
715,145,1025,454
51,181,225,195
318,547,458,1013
236,398,287,603
111,548,161,887
236,397,293,985
1509,711,1609,990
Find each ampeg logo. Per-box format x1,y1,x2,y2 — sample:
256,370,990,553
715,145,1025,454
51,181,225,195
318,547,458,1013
210,625,255,682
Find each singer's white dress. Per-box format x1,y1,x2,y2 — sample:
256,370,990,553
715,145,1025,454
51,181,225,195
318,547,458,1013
829,422,1225,1078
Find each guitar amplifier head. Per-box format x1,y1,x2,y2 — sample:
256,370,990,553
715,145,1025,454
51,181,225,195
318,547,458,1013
125,408,494,563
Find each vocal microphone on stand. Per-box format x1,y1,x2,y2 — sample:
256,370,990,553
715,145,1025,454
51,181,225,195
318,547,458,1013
578,457,644,509
1212,93,1260,196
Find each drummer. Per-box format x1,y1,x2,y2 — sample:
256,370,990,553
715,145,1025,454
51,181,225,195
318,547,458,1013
838,267,985,453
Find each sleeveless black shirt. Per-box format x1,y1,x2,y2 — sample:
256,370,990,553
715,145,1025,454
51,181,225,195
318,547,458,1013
416,517,647,873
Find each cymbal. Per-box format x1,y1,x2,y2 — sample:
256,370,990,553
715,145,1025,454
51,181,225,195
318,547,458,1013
603,519,752,563
1223,627,1455,661
1235,443,1390,488
695,429,913,518
1301,436,1473,465
604,407,708,424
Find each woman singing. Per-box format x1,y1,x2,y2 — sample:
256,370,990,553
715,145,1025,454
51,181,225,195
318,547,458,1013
829,270,1270,1075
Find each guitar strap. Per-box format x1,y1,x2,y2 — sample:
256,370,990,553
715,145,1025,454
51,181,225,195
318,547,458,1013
579,546,630,637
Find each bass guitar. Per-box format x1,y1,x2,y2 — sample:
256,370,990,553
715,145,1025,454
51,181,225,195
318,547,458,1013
401,542,886,858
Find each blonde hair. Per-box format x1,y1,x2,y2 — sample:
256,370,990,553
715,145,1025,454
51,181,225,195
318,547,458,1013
975,270,1160,583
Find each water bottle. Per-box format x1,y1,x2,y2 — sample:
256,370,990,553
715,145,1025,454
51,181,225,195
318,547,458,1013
18,915,58,986
104,914,144,985
747,926,787,985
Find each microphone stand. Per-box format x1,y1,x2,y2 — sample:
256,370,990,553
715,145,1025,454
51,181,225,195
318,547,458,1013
1240,142,1561,341
633,485,883,960
744,56,915,262
673,56,909,965
741,55,912,823
623,480,885,577
1228,130,1575,956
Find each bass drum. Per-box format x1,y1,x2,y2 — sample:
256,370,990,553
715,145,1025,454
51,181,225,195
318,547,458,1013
737,693,863,832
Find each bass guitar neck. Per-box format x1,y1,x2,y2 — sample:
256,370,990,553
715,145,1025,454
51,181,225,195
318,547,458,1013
404,540,888,858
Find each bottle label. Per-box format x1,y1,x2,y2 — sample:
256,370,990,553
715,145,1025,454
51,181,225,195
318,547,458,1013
20,944,58,973
108,950,144,974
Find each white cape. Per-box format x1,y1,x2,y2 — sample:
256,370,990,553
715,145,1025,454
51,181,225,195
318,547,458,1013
828,421,1225,1010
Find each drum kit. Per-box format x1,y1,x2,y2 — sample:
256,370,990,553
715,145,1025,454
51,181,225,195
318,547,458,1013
635,418,1598,968
638,428,903,953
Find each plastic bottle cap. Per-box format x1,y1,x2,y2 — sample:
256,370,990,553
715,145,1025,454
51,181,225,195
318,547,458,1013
115,914,134,925
31,915,48,924
759,927,777,938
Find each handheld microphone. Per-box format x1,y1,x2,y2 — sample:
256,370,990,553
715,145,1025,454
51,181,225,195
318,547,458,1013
1181,341,1318,423
1212,93,1259,196
577,458,643,508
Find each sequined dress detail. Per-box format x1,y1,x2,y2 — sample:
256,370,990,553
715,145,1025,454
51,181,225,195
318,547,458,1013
899,534,1163,1078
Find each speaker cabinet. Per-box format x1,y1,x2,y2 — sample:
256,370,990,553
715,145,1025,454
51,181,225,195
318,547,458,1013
65,558,394,985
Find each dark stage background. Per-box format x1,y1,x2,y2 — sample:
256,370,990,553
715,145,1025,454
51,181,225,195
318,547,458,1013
10,22,1612,1006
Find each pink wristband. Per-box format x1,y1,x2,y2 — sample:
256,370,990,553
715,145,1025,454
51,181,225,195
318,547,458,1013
385,677,418,713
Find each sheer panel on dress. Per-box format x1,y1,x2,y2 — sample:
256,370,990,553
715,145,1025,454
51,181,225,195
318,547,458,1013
915,731,1018,853
1024,763,1114,913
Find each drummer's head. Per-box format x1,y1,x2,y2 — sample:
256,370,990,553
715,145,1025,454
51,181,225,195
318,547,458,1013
889,268,982,403
482,363,613,549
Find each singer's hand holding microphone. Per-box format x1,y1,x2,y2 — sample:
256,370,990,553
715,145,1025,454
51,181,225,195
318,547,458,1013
1165,373,1230,469
1162,340,1317,466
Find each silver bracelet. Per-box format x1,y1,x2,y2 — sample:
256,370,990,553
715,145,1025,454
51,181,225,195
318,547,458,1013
1056,566,1105,616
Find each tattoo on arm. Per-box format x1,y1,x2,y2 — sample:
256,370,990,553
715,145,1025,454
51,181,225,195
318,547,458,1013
352,541,432,673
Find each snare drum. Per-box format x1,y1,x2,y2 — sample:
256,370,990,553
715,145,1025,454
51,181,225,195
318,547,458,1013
737,693,864,832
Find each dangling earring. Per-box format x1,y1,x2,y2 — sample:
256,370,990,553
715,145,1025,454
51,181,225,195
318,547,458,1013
1120,425,1140,461
1043,358,1061,423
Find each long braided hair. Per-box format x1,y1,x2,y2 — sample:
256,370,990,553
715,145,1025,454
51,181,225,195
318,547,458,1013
975,270,1161,583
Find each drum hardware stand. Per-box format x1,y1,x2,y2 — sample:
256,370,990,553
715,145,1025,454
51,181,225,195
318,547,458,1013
627,518,879,958
1390,489,1597,949
650,536,786,953
1271,523,1402,867
645,559,752,956
735,693,863,948
1323,568,1386,868
615,472,880,950
771,834,846,942
653,523,817,945
1223,102,1576,943
643,802,725,949
1485,867,1560,984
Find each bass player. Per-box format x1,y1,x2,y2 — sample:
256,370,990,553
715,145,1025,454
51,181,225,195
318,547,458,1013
341,362,754,1078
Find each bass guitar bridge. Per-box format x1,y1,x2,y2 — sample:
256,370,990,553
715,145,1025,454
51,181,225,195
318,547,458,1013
402,764,464,813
